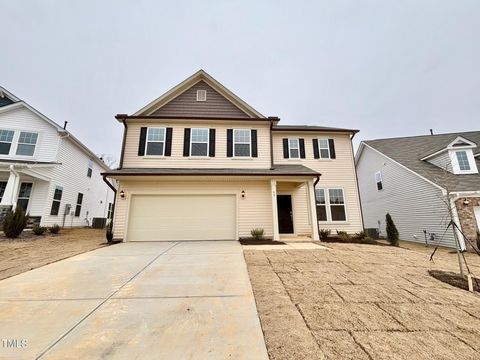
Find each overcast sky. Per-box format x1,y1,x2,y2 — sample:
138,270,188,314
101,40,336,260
1,0,479,161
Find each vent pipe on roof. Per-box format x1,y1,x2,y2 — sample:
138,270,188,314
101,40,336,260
429,129,433,135
63,121,68,130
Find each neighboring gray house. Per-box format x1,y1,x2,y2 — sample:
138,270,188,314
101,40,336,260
355,131,480,250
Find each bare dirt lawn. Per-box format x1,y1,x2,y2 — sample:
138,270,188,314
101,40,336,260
0,228,111,280
245,242,480,360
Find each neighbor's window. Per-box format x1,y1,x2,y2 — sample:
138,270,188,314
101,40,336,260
318,139,330,159
190,128,209,156
289,138,300,159
375,171,383,191
315,188,327,221
0,181,6,202
16,131,38,156
17,183,32,212
233,129,251,157
75,193,83,217
107,202,113,219
87,159,93,178
50,186,63,216
145,127,166,156
0,129,14,155
456,151,471,171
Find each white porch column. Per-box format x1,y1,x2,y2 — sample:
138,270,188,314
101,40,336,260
270,179,280,241
0,166,20,207
307,179,320,241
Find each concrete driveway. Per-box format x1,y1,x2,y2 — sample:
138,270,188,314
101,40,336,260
0,241,268,360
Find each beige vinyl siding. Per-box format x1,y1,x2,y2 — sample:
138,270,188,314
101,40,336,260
151,81,251,118
277,182,311,235
123,120,271,168
113,179,273,240
356,145,455,248
273,132,363,234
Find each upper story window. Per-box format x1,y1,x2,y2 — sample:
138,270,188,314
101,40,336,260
456,151,470,171
318,139,330,159
146,127,166,156
16,131,38,156
196,89,207,102
87,160,93,178
0,129,14,155
233,129,251,157
289,139,300,159
375,171,383,190
190,128,209,156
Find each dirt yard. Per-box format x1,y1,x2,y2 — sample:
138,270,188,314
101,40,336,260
0,228,111,280
244,242,480,360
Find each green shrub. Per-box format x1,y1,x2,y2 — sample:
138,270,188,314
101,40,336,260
336,230,351,241
319,229,331,240
385,213,399,246
2,208,28,238
32,225,47,235
49,224,61,234
250,228,265,240
106,221,113,242
355,231,367,240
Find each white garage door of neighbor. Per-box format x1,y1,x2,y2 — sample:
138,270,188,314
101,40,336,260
126,194,237,241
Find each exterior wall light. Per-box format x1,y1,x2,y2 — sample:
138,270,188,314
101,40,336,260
119,190,125,199
241,190,246,199
463,198,469,206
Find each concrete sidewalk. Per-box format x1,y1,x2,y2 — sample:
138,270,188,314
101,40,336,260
0,241,268,359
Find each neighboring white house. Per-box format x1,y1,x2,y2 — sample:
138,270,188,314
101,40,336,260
355,131,480,250
0,87,115,228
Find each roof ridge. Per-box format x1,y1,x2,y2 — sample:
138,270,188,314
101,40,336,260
365,130,480,143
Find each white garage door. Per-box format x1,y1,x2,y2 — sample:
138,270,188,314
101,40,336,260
126,194,236,241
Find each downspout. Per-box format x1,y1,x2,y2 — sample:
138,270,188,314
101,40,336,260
118,119,128,170
103,176,117,224
312,174,320,233
269,119,274,170
350,132,365,230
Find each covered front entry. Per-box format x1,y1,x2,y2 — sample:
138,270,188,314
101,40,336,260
126,194,237,241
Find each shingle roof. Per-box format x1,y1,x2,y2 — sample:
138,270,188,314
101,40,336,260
363,131,480,192
103,164,320,177
272,125,358,133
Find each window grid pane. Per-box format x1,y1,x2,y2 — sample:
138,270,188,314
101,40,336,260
328,189,344,204
191,129,208,142
19,132,38,145
234,130,250,143
456,151,471,171
289,139,299,149
0,130,14,142
147,128,165,142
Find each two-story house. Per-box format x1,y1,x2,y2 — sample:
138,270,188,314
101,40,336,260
356,131,480,250
0,87,115,228
104,70,363,242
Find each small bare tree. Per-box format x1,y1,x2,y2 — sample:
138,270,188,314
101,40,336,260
97,154,118,169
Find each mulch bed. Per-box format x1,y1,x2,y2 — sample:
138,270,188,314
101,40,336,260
429,270,480,292
239,238,286,245
320,236,387,246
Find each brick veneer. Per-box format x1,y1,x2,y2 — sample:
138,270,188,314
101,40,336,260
455,197,480,251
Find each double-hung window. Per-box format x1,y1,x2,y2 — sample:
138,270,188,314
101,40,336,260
50,186,63,216
146,127,166,156
233,129,251,157
16,131,38,156
318,139,330,159
375,171,383,190
75,193,83,217
190,128,209,156
0,130,14,155
315,188,347,222
17,183,32,212
289,139,300,159
455,151,471,171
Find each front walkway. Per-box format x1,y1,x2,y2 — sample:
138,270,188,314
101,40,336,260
0,241,268,359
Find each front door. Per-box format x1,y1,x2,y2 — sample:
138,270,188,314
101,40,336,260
277,195,294,234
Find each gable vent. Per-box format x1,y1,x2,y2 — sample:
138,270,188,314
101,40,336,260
196,89,207,102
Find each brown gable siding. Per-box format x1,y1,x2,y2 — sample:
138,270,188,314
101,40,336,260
151,81,252,118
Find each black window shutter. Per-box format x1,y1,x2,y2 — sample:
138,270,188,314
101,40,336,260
138,127,147,156
299,138,306,158
251,130,258,157
183,128,191,157
312,139,320,159
164,128,173,156
328,139,336,159
227,129,233,157
282,138,289,158
209,129,216,157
